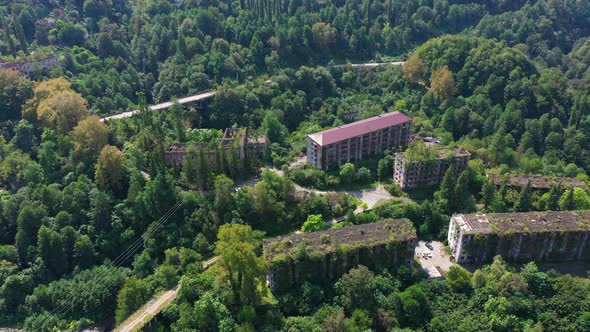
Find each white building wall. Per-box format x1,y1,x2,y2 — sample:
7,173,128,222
447,217,465,263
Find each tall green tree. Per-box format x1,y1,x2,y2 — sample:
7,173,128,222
481,180,496,209
261,111,288,145
214,224,268,305
181,146,198,186
95,145,128,197
37,225,65,276
0,13,16,58
545,183,562,211
335,265,376,313
454,171,476,212
434,167,456,214
115,277,150,323
196,146,211,190
514,181,533,212
213,174,235,223
15,205,47,265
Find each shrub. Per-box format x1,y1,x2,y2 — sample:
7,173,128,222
339,163,356,184
357,167,371,183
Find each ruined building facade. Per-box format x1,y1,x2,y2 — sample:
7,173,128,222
306,112,412,170
164,128,266,171
0,55,61,78
393,147,470,190
448,211,590,264
264,219,416,292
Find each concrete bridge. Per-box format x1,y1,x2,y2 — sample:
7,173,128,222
99,61,404,122
327,61,405,70
100,91,216,122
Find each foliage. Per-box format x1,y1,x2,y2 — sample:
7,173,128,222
301,214,324,233
214,224,268,306
1,0,590,329
95,145,128,197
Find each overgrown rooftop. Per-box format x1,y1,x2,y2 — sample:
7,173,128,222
263,219,416,261
399,141,470,163
487,173,589,191
453,211,590,235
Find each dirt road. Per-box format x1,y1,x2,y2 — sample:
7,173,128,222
113,257,218,332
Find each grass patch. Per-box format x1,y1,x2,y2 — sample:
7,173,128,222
326,180,380,192
405,188,436,201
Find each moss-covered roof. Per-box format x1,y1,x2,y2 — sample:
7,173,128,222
487,173,589,191
453,211,590,235
397,145,470,163
263,219,416,261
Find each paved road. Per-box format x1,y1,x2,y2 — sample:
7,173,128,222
114,287,179,332
100,91,216,122
114,257,219,332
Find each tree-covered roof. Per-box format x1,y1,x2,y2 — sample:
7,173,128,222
263,219,416,262
453,211,590,235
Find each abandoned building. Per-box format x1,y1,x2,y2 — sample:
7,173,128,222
164,128,266,169
393,146,471,190
263,219,417,292
0,54,61,78
486,173,589,192
306,112,412,170
448,211,590,264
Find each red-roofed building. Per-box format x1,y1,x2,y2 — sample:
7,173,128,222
306,112,412,169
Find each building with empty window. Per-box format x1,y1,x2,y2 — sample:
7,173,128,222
264,219,416,292
448,211,590,264
306,112,412,170
164,128,266,169
393,146,470,190
0,54,61,78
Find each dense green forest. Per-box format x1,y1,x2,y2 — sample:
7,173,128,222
1,0,590,331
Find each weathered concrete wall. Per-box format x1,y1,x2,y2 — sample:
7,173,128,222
458,231,590,264
267,241,415,293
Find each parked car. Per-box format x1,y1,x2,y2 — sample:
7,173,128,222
426,242,434,250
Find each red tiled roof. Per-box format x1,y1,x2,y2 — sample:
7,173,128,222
307,111,412,146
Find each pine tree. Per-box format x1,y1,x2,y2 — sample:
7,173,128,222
454,171,476,212
182,145,198,187
559,188,575,211
434,167,456,214
498,176,509,206
13,15,28,53
514,181,533,212
196,146,211,190
490,191,507,212
546,183,562,210
170,101,186,142
481,180,496,209
0,13,17,58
